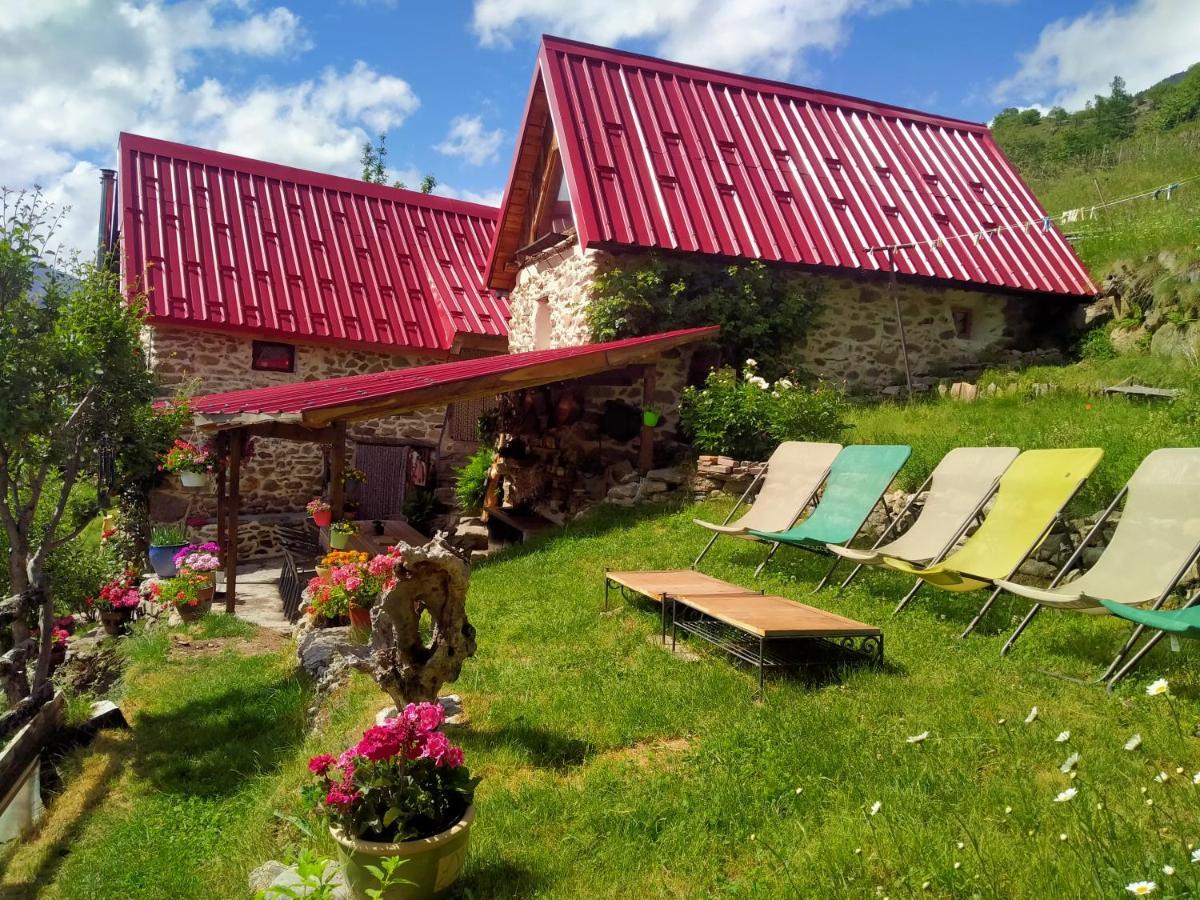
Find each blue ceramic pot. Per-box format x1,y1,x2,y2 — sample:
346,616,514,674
148,543,187,578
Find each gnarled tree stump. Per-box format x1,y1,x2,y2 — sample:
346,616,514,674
366,539,477,705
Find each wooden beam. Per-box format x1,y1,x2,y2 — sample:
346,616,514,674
224,428,242,614
638,364,657,474
215,432,228,560
242,421,339,443
329,420,347,521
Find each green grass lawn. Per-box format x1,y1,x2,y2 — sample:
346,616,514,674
6,498,1199,899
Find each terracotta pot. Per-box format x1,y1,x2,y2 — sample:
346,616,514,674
331,805,475,900
315,565,332,581
348,604,372,631
179,471,208,489
100,607,134,636
177,595,213,622
312,508,333,528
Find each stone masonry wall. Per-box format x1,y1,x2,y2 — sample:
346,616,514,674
505,239,1062,391
146,327,448,557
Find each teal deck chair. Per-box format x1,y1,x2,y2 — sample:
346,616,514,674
749,444,912,588
1100,598,1200,687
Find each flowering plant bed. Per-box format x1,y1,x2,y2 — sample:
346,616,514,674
307,497,333,527
321,550,368,569
153,570,214,621
88,569,142,614
307,702,475,842
173,542,221,574
161,439,214,475
306,548,401,624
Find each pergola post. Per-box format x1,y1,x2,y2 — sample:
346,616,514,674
638,363,657,474
224,427,242,613
329,420,347,520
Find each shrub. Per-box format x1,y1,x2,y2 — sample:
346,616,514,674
588,257,822,379
1078,326,1118,360
453,447,495,514
680,363,848,460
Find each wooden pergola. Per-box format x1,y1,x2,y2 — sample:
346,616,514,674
189,326,719,608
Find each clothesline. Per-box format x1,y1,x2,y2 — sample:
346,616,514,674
864,172,1200,257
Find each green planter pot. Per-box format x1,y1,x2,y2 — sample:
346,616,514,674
642,410,661,427
331,806,475,899
329,531,352,550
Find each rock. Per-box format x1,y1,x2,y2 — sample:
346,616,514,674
376,694,465,727
87,700,127,731
646,466,686,485
1110,324,1147,354
264,859,350,899
1083,297,1114,326
605,482,639,501
249,861,288,893
636,479,670,496
452,518,489,551
618,470,641,485
1018,559,1057,580
606,459,635,483
949,382,978,402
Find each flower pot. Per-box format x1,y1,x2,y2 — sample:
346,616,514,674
331,806,475,900
315,565,332,581
100,607,134,636
311,509,333,528
330,531,351,550
176,595,213,623
349,604,372,631
179,471,208,489
149,543,187,578
642,410,661,427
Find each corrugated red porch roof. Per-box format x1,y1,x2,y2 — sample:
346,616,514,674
189,325,718,427
120,133,509,355
487,35,1095,298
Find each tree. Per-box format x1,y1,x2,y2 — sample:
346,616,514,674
360,133,437,193
0,189,165,708
1093,76,1136,143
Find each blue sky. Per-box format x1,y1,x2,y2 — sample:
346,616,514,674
2,0,1197,257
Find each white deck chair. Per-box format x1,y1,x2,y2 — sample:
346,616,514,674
692,441,842,568
995,448,1200,675
828,447,1019,596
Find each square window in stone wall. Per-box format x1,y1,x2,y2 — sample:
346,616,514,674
251,340,296,372
951,307,974,340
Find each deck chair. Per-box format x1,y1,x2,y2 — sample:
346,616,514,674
749,444,912,588
993,449,1200,668
883,448,1103,637
1100,597,1200,686
828,447,1019,598
692,442,842,568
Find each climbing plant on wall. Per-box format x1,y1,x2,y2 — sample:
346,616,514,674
587,256,822,379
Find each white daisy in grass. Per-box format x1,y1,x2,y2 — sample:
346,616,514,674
1162,865,1175,876
906,731,929,744
1155,772,1170,784
1060,752,1080,773
1025,706,1039,724
1147,678,1169,696
1055,730,1071,743
869,801,882,816
1193,772,1200,785
1126,881,1156,895
1125,734,1143,751
1055,787,1078,803
1191,848,1200,864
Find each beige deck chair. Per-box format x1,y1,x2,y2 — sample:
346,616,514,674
828,447,1019,595
995,448,1200,673
692,441,842,568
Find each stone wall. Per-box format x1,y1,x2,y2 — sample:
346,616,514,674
505,240,1074,391
146,327,450,556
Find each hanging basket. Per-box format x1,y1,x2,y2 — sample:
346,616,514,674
642,410,661,428
179,471,209,489
311,508,333,528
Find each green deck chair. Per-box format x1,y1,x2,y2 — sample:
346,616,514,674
749,444,911,588
1100,598,1200,686
994,449,1200,666
883,448,1103,637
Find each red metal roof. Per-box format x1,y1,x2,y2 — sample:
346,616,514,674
189,325,718,426
490,36,1094,298
120,133,509,355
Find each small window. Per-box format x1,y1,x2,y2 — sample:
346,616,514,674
533,299,553,350
951,307,973,340
251,340,295,372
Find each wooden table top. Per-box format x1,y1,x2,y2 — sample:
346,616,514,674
605,569,764,604
674,592,881,639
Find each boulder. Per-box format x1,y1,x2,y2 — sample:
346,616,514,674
646,466,686,486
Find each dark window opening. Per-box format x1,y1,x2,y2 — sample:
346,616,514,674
251,340,296,372
951,307,973,340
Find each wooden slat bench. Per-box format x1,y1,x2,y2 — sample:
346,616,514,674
671,592,882,697
603,569,766,637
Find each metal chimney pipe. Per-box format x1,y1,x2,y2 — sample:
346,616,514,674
96,168,117,269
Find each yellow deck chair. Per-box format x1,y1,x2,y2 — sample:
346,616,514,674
883,448,1103,637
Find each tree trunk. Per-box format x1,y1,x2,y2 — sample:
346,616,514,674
365,539,477,706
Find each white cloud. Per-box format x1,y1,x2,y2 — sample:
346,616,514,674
434,184,504,207
993,0,1200,110
0,1,420,258
471,0,909,80
435,115,505,166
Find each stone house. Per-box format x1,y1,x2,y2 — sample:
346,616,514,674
113,133,509,553
485,37,1097,401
